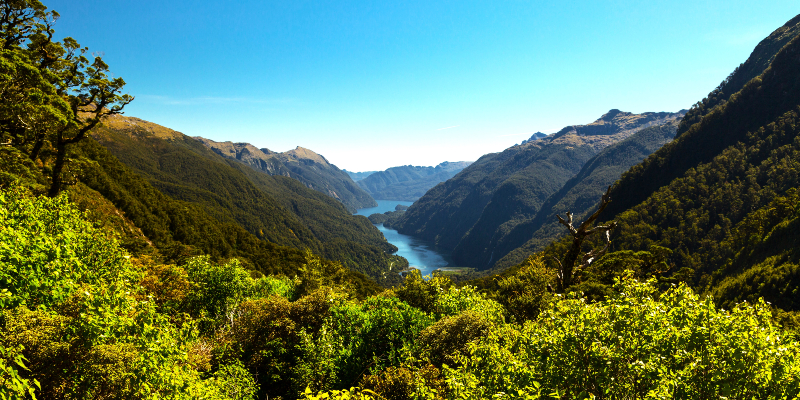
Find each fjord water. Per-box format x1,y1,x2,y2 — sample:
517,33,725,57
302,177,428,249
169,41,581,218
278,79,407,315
356,200,457,277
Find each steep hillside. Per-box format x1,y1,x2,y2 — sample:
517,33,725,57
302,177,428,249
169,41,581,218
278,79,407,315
357,161,473,201
606,14,800,218
599,30,800,308
390,110,684,269
196,138,376,212
676,14,800,136
488,120,683,271
89,115,405,285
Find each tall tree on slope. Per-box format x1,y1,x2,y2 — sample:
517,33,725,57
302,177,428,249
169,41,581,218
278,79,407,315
0,0,132,196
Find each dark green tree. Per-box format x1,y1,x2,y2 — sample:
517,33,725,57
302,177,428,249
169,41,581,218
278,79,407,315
0,0,132,196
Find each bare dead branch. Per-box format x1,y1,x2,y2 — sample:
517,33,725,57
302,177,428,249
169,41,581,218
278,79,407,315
554,186,617,292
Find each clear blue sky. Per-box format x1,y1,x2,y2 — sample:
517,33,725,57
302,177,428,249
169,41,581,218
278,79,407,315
46,0,798,171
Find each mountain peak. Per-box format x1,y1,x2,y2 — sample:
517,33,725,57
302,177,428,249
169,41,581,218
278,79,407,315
549,110,686,148
521,132,548,144
285,146,330,165
600,109,624,121
193,137,275,163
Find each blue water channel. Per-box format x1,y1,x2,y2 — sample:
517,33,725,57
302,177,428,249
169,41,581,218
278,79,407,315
355,200,458,277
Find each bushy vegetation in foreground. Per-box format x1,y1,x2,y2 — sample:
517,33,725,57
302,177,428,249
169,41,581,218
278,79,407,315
2,189,800,399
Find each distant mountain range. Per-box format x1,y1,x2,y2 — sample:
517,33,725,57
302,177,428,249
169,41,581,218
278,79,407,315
356,161,473,201
388,109,686,270
195,139,376,212
344,170,379,181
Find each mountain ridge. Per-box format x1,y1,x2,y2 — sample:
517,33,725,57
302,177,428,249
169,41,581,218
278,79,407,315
389,109,685,270
89,114,405,285
357,161,473,201
194,137,376,212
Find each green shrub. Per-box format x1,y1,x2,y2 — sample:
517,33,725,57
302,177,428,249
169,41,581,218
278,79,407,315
417,311,493,368
0,190,250,399
0,343,39,400
493,256,555,322
0,189,135,310
212,361,259,400
442,277,800,399
293,295,434,394
434,286,505,324
395,270,452,313
360,364,445,400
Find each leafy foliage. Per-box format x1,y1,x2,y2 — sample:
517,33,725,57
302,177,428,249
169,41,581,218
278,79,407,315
0,344,39,399
491,255,555,322
0,0,132,197
0,189,256,398
440,278,800,399
0,188,132,309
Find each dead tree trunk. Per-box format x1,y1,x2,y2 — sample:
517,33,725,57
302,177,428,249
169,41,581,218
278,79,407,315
553,186,617,292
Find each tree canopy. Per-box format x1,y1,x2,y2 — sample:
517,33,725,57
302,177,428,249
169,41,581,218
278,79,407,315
0,0,132,196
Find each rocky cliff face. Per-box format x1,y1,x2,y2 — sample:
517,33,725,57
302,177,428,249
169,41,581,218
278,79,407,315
195,139,376,212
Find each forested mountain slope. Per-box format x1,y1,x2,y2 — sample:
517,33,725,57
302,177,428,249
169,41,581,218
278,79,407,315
357,161,472,201
196,138,376,212
72,137,381,292
390,110,684,268
606,14,800,218
89,115,405,285
676,14,800,137
488,120,683,271
600,30,800,309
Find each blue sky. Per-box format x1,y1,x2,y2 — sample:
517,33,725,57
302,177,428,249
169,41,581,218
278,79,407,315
47,0,798,171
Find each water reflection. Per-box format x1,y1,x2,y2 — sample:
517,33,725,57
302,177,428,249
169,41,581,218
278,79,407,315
356,200,457,277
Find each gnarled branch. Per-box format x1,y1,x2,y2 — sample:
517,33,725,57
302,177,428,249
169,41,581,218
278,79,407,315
555,186,617,292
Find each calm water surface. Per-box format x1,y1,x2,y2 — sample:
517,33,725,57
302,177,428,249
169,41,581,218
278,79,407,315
356,200,457,277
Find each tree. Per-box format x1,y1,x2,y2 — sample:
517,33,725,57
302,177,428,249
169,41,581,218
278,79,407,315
553,186,617,292
0,0,132,196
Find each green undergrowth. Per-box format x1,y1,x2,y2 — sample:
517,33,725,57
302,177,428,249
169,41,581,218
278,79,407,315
2,189,800,399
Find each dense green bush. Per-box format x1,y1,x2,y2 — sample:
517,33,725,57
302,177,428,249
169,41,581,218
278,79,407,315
394,269,452,313
0,190,256,398
492,255,555,322
440,278,800,399
295,295,435,394
0,189,134,310
417,310,493,368
5,188,800,399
